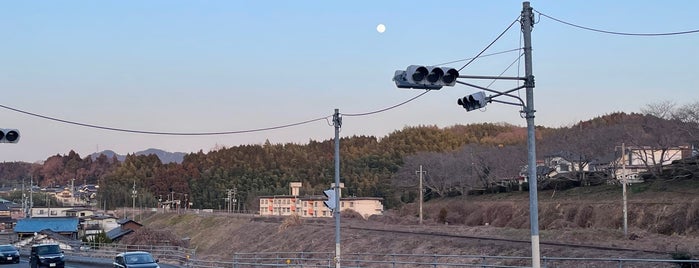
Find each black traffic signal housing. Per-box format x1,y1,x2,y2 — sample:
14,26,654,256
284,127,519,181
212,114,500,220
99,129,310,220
0,129,20,143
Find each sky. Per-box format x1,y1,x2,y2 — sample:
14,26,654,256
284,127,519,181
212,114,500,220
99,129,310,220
1,1,698,163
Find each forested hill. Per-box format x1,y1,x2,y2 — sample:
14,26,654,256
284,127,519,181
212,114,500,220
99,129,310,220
0,112,697,211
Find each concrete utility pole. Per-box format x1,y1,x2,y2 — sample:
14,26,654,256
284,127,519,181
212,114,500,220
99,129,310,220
521,2,541,267
622,143,628,237
226,189,233,213
391,3,539,266
232,187,237,213
71,178,75,206
332,108,342,268
416,165,426,225
29,176,33,218
131,181,137,219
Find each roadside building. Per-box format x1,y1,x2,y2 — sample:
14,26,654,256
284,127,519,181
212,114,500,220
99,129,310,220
14,217,80,240
258,182,383,219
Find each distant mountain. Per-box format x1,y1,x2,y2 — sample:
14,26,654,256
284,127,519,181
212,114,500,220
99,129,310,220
90,148,186,164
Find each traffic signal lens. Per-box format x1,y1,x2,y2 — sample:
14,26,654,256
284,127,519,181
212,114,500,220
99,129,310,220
5,130,18,142
442,69,459,84
412,66,428,82
426,68,443,83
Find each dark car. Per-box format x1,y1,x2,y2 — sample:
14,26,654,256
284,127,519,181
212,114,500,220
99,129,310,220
0,244,19,264
29,244,65,268
113,251,160,268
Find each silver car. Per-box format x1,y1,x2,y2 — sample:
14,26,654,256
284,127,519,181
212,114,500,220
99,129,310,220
113,251,160,268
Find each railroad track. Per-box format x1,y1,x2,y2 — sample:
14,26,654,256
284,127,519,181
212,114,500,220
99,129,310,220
306,223,672,256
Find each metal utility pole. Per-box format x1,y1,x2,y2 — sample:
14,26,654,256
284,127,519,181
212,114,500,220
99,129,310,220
332,108,342,268
416,165,426,225
622,143,628,237
522,2,541,267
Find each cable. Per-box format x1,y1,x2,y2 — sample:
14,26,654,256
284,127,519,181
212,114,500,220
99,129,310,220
0,104,331,136
458,17,520,72
0,18,525,135
535,9,699,36
434,48,522,67
342,90,432,117
485,52,524,89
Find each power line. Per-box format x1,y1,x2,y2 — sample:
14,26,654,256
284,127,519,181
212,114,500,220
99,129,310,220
434,48,522,67
485,52,525,89
0,104,331,136
535,9,699,36
342,90,432,117
0,18,526,135
458,17,520,71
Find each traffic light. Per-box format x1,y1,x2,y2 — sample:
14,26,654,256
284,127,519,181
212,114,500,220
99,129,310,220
393,65,459,90
0,129,20,143
323,189,336,211
457,92,488,111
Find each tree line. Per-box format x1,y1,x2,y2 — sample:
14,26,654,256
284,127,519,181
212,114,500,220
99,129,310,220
0,102,697,211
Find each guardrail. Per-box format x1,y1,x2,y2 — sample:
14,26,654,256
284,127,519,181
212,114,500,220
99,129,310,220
71,243,194,264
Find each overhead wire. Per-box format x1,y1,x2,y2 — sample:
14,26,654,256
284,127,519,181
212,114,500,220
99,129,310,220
434,48,522,67
458,16,520,72
1,18,523,135
534,9,699,36
344,19,522,118
485,52,525,89
342,90,432,117
0,104,331,136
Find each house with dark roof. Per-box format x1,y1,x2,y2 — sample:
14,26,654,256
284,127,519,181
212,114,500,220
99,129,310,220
14,217,79,240
106,219,142,241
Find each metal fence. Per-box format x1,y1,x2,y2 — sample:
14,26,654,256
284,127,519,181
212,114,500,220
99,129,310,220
19,242,699,268
182,252,699,268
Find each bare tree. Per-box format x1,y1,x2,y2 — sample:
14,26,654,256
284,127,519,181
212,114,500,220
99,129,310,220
623,115,688,179
641,100,676,120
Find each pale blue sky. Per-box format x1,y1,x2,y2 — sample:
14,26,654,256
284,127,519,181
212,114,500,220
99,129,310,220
2,1,698,162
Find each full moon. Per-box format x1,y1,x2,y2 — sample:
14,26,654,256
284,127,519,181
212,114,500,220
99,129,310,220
376,24,386,33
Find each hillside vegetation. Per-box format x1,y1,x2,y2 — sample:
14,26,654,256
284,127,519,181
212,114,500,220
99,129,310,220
138,178,699,262
2,111,698,214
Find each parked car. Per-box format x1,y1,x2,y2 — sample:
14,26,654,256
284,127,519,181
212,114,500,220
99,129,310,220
29,244,65,268
113,251,160,268
0,244,19,264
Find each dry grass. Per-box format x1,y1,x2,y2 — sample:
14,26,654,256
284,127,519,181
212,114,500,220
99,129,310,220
133,180,699,261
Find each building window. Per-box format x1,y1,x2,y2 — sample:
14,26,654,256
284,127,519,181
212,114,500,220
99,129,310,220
350,202,354,208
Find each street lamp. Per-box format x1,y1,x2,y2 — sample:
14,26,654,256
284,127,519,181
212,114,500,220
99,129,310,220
392,3,539,267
